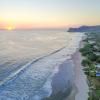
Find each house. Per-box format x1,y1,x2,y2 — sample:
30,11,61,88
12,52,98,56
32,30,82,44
94,45,99,50
96,64,100,76
96,73,100,76
88,40,95,44
94,52,100,56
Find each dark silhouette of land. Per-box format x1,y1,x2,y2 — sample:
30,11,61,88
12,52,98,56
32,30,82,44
68,25,100,32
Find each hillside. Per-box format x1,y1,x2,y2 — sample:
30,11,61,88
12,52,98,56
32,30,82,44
68,25,100,32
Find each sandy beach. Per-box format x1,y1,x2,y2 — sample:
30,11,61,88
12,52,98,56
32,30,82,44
66,40,89,100
71,41,89,100
44,40,89,100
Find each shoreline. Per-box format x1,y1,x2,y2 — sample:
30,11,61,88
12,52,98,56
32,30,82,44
65,40,89,100
43,60,75,100
71,40,89,100
43,38,89,100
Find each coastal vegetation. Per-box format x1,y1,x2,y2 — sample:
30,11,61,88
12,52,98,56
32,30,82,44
79,32,100,100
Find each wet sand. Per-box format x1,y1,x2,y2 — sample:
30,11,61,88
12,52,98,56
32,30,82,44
43,60,75,100
43,40,89,100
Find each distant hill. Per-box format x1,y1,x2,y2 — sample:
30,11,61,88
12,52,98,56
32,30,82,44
68,25,100,32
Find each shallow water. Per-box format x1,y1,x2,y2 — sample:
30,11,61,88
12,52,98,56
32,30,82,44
0,30,83,100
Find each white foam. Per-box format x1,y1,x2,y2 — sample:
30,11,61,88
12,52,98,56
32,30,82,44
0,30,84,100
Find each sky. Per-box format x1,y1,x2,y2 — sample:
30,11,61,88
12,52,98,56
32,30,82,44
0,0,100,29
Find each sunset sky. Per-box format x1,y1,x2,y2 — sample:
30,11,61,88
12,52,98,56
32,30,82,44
0,0,100,29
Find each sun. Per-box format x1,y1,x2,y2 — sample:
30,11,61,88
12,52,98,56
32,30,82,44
5,26,15,31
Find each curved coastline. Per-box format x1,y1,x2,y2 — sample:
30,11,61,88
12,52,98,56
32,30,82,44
66,40,89,100
43,38,89,100
72,41,89,100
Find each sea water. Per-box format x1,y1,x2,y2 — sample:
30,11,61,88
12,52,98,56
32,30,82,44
0,29,83,100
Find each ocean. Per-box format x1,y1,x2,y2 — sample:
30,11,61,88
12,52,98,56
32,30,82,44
0,29,83,100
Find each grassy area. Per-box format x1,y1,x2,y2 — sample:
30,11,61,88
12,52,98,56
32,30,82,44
79,32,100,100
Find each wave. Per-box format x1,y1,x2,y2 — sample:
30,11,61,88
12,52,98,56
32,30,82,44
0,46,66,88
0,32,84,100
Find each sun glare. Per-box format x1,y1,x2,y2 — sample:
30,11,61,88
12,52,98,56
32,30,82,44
6,26,15,31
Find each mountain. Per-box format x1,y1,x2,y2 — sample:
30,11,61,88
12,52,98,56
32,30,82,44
68,25,100,32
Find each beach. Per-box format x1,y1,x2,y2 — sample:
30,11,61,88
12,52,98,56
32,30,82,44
44,40,89,100
72,41,89,100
